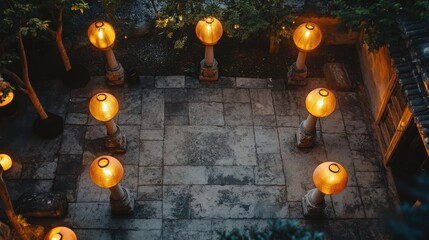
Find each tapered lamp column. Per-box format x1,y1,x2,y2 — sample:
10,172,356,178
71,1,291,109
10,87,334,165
302,162,348,217
195,17,223,81
296,88,336,148
90,156,134,215
45,226,77,240
88,21,125,86
287,23,322,86
89,93,126,153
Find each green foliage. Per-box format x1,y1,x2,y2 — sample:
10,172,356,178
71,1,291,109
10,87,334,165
332,0,429,51
155,0,296,48
388,173,429,240
218,220,324,240
71,0,89,14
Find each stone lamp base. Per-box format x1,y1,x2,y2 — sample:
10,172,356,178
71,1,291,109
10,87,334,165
302,188,326,218
106,63,125,86
199,59,219,81
110,185,135,216
296,120,316,148
105,125,127,153
287,62,308,86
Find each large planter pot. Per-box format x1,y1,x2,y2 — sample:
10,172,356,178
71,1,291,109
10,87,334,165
33,112,63,139
63,64,90,89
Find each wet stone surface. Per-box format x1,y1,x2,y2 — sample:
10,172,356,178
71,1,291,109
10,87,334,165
0,76,396,239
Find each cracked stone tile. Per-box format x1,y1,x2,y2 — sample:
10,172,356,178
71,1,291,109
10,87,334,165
355,172,385,188
155,76,185,88
224,103,253,126
164,126,257,166
236,78,267,88
5,180,53,201
337,92,364,121
137,186,163,201
53,175,77,202
272,90,299,116
254,126,280,154
67,98,89,114
134,201,162,219
165,103,189,116
163,185,190,219
118,90,142,114
163,220,212,240
85,125,106,140
164,89,187,103
82,138,109,165
164,166,208,185
212,219,269,236
207,166,254,185
320,116,345,133
360,187,393,218
255,154,284,185
118,113,141,125
65,113,88,125
351,150,381,172
276,115,300,127
114,126,140,165
142,89,164,129
188,88,222,102
165,115,190,125
278,127,326,201
222,89,250,103
253,115,277,126
267,78,286,89
139,140,163,166
139,167,162,185
140,129,164,140
332,187,365,218
66,202,162,229
190,185,288,218
348,134,375,151
60,125,85,154
250,89,274,116
344,119,369,134
21,161,57,179
74,230,112,240
189,102,224,126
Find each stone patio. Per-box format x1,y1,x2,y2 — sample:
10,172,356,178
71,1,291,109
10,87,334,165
0,76,398,239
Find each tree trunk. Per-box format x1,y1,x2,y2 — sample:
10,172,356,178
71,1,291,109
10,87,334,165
269,30,279,54
56,6,72,71
0,168,32,240
18,32,48,120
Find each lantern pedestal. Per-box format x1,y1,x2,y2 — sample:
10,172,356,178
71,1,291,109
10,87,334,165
199,58,219,81
296,114,317,148
110,184,135,216
105,50,125,86
302,188,326,218
105,122,127,153
287,62,307,86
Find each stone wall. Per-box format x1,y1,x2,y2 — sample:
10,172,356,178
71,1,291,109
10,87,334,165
356,39,396,118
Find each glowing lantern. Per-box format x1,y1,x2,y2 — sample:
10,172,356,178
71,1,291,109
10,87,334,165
0,90,14,107
302,161,348,217
313,162,348,194
87,21,116,50
89,155,134,215
89,155,124,188
44,227,77,240
296,88,336,148
288,23,322,85
87,21,124,86
305,88,336,118
195,17,223,81
195,17,223,46
89,93,119,122
293,23,322,52
0,154,12,171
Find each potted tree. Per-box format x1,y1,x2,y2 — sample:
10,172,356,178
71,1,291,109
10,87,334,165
45,0,90,88
1,0,64,139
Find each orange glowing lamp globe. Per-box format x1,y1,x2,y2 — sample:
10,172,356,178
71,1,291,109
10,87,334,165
195,17,223,46
0,90,14,107
44,226,77,240
87,21,116,50
313,162,348,195
0,154,12,171
293,23,322,52
89,93,119,122
90,155,124,188
305,88,336,118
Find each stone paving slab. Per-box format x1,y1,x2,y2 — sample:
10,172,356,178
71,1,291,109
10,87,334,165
164,126,257,166
0,76,399,240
